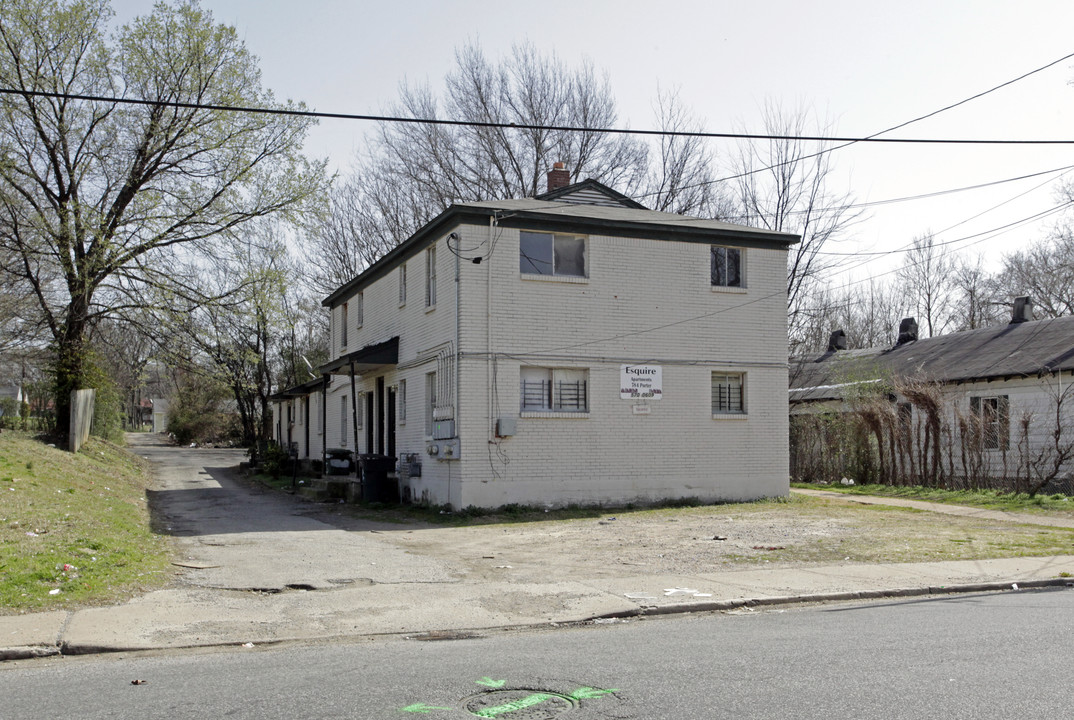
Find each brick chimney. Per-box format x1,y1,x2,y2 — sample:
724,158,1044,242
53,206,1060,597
546,162,570,192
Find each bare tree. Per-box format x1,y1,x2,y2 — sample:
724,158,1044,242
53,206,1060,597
641,87,733,218
949,254,1005,331
896,233,957,337
992,228,1074,318
0,0,324,438
729,101,862,350
382,41,647,209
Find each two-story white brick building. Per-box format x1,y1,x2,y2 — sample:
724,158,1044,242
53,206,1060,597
273,176,798,508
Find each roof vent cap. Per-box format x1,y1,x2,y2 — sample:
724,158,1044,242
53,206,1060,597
1011,296,1033,324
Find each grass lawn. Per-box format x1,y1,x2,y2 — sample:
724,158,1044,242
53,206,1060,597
0,431,172,614
792,482,1074,518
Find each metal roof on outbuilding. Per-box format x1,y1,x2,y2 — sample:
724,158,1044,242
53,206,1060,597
790,314,1074,403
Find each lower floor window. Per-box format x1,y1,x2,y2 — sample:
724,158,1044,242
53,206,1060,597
971,394,1009,450
520,367,588,412
712,372,745,414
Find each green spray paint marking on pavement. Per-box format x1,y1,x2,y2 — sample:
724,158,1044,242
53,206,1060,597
472,693,554,718
569,687,619,700
472,687,620,717
401,679,620,715
401,703,453,714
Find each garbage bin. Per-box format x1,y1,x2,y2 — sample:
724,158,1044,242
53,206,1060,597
359,454,398,503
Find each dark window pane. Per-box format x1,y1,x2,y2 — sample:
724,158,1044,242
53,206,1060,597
520,232,553,275
554,236,586,277
726,248,741,286
712,246,742,287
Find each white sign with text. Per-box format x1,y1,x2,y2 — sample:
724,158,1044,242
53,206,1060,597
620,364,663,400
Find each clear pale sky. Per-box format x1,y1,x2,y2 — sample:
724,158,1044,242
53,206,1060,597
112,1,1074,286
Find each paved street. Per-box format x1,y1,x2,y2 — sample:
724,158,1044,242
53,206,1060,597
3,588,1073,718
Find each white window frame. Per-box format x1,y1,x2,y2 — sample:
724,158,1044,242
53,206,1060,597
711,246,745,289
340,302,348,350
399,263,407,306
712,372,746,416
519,231,587,279
356,291,363,328
425,246,437,308
398,379,407,424
520,367,589,415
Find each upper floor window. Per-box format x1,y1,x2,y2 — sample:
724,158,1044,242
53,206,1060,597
425,246,437,307
356,291,363,328
711,246,743,288
712,372,745,415
399,263,407,306
520,231,586,278
340,302,348,349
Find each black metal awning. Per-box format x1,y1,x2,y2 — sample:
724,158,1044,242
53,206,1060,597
319,337,399,376
269,377,326,402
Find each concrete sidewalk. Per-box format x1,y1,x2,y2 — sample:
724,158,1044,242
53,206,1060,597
4,552,1073,660
5,460,1074,661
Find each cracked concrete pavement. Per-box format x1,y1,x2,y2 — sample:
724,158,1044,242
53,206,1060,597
3,434,1074,659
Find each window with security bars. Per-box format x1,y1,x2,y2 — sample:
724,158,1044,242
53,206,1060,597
520,367,588,413
711,246,743,287
711,372,745,414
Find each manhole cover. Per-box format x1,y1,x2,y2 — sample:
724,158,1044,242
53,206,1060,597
463,689,576,718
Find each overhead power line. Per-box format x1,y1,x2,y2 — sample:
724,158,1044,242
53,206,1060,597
2,87,1074,145
643,50,1074,195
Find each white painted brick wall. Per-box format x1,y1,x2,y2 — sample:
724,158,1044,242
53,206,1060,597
319,221,792,508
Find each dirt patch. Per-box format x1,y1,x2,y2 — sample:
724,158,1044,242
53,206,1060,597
374,495,1074,582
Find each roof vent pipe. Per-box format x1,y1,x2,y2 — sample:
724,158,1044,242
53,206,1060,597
827,329,847,352
1011,296,1034,324
546,161,570,192
896,317,918,346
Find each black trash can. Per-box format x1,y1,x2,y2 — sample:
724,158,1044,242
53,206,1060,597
359,454,398,503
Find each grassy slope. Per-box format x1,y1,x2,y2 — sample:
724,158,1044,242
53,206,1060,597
0,431,172,614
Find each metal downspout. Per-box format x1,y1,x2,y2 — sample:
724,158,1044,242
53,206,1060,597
454,232,462,508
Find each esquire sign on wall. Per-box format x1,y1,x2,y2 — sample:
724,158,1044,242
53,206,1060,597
620,365,663,400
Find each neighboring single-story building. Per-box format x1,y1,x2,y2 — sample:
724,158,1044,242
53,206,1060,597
274,169,799,508
789,299,1074,490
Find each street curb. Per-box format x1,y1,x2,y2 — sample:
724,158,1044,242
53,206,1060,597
591,578,1074,620
0,645,62,661
4,578,1073,661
